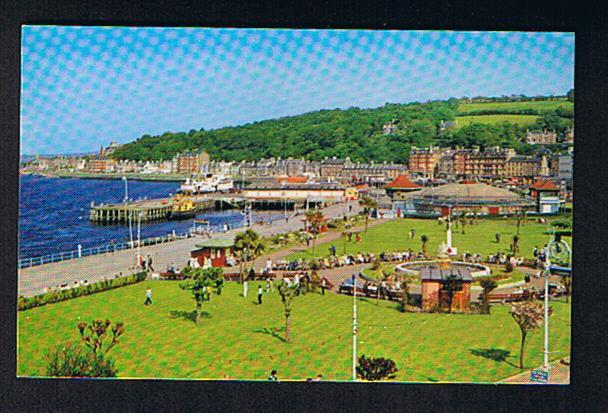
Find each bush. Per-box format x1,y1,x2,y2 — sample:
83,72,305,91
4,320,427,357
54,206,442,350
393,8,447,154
46,342,117,378
18,272,147,311
356,355,398,381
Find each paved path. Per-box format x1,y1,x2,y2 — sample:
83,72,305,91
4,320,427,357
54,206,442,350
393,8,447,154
18,202,359,296
223,218,387,275
497,357,570,384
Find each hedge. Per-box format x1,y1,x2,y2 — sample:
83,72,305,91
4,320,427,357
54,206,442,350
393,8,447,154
18,272,148,311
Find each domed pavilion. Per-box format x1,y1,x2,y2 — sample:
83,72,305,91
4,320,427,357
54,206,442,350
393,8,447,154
408,182,534,217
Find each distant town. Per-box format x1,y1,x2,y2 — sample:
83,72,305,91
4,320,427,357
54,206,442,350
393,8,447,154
22,126,574,215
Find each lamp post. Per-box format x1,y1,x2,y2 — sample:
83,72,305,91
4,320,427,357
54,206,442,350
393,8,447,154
352,273,357,381
122,176,129,202
137,211,142,268
543,258,551,370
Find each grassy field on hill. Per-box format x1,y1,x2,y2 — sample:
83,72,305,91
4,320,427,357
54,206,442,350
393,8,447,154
457,100,573,114
456,114,540,126
17,281,570,382
288,217,572,261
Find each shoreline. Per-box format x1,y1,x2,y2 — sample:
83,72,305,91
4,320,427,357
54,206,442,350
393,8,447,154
20,171,188,182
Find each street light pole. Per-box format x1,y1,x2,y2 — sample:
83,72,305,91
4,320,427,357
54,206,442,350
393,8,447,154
137,211,142,268
122,176,129,202
543,258,550,370
352,273,357,381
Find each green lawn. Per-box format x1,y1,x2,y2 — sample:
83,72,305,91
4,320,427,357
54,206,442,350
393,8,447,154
457,99,573,114
456,114,540,126
18,281,570,382
288,217,572,261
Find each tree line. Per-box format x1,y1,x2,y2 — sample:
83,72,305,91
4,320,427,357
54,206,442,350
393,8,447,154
110,95,573,164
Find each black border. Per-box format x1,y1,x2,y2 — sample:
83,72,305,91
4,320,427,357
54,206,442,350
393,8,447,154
2,0,608,412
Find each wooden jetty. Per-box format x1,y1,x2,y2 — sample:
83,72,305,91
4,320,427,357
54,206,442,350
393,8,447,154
90,195,248,224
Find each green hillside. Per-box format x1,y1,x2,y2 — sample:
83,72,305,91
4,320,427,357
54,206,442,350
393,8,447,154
111,100,459,164
111,97,574,164
456,114,540,126
457,99,573,116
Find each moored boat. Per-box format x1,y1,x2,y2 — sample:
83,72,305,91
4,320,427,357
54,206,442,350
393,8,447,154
169,196,197,220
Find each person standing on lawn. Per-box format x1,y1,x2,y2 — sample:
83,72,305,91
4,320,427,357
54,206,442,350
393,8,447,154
268,369,278,381
257,285,263,305
144,287,152,305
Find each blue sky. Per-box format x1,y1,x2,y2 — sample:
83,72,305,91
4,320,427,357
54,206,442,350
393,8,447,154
21,27,574,155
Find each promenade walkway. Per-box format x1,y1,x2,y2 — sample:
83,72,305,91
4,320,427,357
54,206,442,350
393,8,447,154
497,357,570,384
18,202,357,296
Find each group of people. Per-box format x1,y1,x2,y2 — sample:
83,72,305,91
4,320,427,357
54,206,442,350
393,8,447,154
138,254,155,272
42,278,91,293
362,279,403,300
267,369,323,382
379,249,426,262
485,251,524,266
460,251,484,263
269,252,377,272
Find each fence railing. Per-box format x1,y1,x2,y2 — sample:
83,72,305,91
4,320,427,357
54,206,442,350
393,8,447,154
18,233,191,269
19,213,294,269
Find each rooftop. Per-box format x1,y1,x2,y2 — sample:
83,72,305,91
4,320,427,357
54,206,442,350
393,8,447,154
194,236,235,249
419,265,473,282
384,174,421,190
531,179,559,191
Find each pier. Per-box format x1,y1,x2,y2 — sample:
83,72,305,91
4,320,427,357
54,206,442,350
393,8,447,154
89,194,249,224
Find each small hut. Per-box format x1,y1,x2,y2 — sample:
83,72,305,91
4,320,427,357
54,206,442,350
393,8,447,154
420,259,472,312
190,236,236,268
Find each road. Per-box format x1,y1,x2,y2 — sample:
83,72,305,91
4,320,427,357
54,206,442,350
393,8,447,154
18,201,358,297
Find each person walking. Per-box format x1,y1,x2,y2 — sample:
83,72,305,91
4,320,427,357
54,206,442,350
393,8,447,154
144,287,152,306
257,285,263,305
243,279,248,298
265,278,272,293
321,278,327,295
147,255,154,272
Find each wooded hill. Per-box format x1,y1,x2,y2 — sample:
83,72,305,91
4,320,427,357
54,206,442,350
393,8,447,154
110,97,574,164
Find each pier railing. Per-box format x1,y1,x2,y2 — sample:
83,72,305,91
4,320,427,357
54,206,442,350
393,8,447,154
19,212,293,269
18,233,192,269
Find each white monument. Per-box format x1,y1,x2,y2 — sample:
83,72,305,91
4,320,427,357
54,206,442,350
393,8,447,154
443,212,458,256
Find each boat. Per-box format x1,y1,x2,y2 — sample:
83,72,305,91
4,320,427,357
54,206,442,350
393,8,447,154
178,174,234,195
168,195,197,220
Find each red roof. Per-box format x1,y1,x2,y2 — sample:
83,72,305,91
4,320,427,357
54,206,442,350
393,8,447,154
384,175,421,190
277,176,308,184
531,179,559,191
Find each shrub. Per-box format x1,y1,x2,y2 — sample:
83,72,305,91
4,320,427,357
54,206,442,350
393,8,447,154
18,272,147,311
46,342,117,378
356,355,398,381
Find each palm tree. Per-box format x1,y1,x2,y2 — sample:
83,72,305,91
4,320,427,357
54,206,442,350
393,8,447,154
511,234,520,256
305,209,326,256
420,235,429,257
358,195,378,233
234,229,265,283
477,276,498,314
441,272,463,314
398,274,416,312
